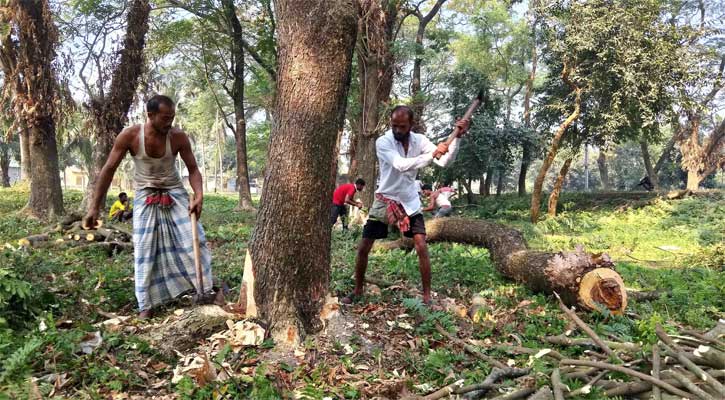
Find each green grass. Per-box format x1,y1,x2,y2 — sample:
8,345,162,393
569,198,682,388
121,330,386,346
0,186,722,398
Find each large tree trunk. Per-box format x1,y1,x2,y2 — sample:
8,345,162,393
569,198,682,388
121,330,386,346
547,158,572,217
640,141,659,190
681,116,725,191
350,0,398,208
518,146,530,197
483,167,493,196
82,0,151,210
247,0,358,347
597,151,611,191
19,129,30,180
519,3,537,197
410,0,446,132
9,0,65,219
531,65,581,223
223,0,255,211
383,218,627,314
496,168,504,196
0,143,10,187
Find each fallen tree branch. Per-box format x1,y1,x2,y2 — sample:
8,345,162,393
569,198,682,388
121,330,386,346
544,335,641,353
555,293,620,361
560,359,694,398
421,379,465,400
493,345,564,361
565,370,607,398
656,325,725,394
668,367,716,400
453,367,530,396
683,329,725,348
653,343,662,400
551,368,566,400
693,345,725,369
435,324,508,369
489,387,535,400
528,386,553,400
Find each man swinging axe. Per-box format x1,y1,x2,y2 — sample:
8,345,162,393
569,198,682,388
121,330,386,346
342,93,483,305
83,95,215,319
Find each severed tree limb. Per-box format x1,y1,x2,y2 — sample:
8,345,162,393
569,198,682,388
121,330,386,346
544,335,641,353
653,344,662,400
454,367,531,396
565,370,607,398
560,359,694,398
656,325,725,395
490,387,536,400
555,293,620,362
693,346,725,369
668,367,716,400
551,368,566,400
683,330,725,349
601,378,685,397
528,386,553,400
435,324,508,369
494,345,564,361
421,379,465,400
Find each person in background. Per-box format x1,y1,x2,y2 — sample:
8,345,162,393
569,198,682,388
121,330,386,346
421,184,455,218
331,178,366,230
109,192,133,222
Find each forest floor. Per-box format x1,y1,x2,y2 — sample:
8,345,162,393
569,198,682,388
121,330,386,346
0,186,723,399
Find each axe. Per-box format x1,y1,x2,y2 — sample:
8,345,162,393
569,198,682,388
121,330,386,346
433,89,487,158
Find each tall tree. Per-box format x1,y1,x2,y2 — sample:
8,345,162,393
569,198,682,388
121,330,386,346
165,0,277,210
74,0,150,208
349,0,400,208
409,0,446,132
519,0,539,196
1,0,64,219
248,0,358,346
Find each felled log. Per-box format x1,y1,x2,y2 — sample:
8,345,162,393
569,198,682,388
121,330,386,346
17,233,49,247
381,218,627,313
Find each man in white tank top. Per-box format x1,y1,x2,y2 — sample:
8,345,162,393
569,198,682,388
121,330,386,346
83,95,213,319
421,184,455,218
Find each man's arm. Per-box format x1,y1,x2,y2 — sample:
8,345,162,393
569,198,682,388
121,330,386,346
84,130,131,227
344,192,362,208
377,137,436,172
422,192,437,212
178,131,204,217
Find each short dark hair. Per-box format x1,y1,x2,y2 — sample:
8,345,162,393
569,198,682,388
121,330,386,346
421,184,432,191
147,95,175,113
391,105,414,122
355,178,365,186
119,192,128,199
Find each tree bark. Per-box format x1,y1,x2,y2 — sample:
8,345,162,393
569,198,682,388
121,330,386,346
248,0,358,347
19,129,30,180
7,0,64,219
350,0,398,208
0,143,10,187
531,64,581,223
518,145,530,197
547,158,572,217
382,218,627,314
483,167,493,196
82,0,151,210
410,0,446,132
596,151,610,191
460,178,473,204
496,169,504,196
640,141,659,190
222,0,255,211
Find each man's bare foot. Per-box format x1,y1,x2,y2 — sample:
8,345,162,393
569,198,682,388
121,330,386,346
138,310,152,319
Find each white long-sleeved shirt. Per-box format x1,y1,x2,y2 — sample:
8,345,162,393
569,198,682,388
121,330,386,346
375,130,459,215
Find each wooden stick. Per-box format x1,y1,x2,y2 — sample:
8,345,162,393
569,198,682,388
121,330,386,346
528,386,553,400
453,367,531,395
656,325,725,394
565,370,607,398
668,367,716,400
652,344,662,400
551,368,566,400
544,335,641,352
489,387,535,400
421,380,465,400
683,329,725,348
555,293,619,361
559,359,694,398
493,345,564,361
435,324,508,369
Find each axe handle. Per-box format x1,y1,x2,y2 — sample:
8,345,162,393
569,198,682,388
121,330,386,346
190,208,204,295
443,97,482,147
